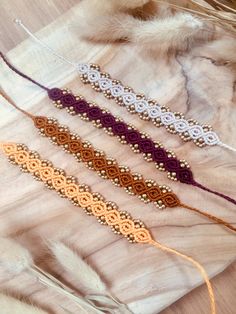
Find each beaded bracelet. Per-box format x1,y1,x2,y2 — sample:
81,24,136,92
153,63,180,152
15,19,236,153
1,89,235,232
1,52,236,208
0,141,215,314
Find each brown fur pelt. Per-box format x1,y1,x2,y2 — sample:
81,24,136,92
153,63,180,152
76,0,236,63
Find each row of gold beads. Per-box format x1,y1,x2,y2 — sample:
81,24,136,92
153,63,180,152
80,64,213,148
53,91,190,183
7,145,147,243
37,115,171,209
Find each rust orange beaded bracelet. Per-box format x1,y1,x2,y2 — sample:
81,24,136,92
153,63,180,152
0,141,215,314
1,52,236,208
1,89,235,232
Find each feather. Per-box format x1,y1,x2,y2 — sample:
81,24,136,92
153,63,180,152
130,12,210,54
49,242,133,314
75,0,212,54
0,238,104,313
0,293,48,314
49,241,107,294
75,13,134,42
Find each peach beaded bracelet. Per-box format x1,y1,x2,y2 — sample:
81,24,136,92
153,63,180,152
0,141,216,314
1,52,236,209
1,89,235,232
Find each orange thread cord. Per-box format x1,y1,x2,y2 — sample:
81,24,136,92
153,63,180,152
0,89,235,233
0,141,215,314
180,203,236,232
0,87,33,119
150,240,216,314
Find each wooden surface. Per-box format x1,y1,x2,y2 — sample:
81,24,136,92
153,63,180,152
0,1,236,313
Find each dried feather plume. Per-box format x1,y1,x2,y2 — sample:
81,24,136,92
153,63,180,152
50,241,133,314
0,293,48,314
50,241,107,293
75,0,236,62
0,237,105,314
76,0,212,51
161,0,236,34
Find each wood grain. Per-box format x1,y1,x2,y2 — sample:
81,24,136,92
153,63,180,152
0,1,236,314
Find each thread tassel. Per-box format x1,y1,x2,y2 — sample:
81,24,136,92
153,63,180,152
150,240,216,314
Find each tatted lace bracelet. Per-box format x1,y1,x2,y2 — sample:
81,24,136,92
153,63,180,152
1,89,235,232
15,19,236,153
0,142,215,314
1,52,236,209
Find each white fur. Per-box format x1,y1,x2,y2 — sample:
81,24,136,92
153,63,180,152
0,238,33,274
0,293,48,314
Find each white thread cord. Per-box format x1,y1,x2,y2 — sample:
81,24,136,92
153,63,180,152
14,19,77,67
15,19,236,153
218,142,236,153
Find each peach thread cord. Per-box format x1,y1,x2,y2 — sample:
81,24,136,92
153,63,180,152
0,141,215,314
0,89,236,232
150,240,216,314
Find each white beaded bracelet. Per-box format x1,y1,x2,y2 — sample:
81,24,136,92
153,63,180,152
15,19,236,153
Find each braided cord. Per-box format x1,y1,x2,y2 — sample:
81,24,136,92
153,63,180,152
1,52,236,206
0,141,215,314
49,88,236,206
1,89,235,232
13,19,235,152
78,63,221,149
1,142,150,243
33,115,179,209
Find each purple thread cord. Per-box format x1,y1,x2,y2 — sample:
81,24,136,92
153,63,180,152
193,181,236,205
0,52,49,92
1,51,236,207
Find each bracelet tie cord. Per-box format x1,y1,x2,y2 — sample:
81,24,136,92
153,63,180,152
1,89,235,233
1,52,236,209
14,19,236,153
0,141,215,314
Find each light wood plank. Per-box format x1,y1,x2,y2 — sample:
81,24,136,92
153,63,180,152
0,1,235,314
